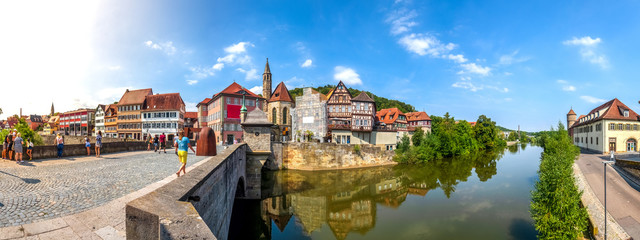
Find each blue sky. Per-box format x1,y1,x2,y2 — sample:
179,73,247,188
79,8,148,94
1,0,640,131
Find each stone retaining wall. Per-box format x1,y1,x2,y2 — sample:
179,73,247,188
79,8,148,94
615,159,640,181
282,142,396,170
41,135,124,145
126,144,247,240
14,142,147,160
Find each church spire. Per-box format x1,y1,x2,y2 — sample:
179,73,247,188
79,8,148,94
264,58,271,74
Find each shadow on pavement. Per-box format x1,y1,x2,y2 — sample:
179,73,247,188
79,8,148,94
0,170,41,184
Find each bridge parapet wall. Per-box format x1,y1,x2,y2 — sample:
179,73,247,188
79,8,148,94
126,144,247,240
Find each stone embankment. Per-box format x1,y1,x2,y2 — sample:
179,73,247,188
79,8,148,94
281,142,396,170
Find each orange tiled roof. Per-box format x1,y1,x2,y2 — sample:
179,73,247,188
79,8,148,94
269,82,294,102
118,88,153,105
376,108,406,125
405,111,431,121
196,98,211,107
568,109,576,115
143,93,184,111
571,98,640,128
184,112,197,119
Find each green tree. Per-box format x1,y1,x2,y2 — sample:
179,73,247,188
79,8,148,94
411,127,425,147
507,131,518,141
530,123,588,239
13,118,44,145
473,115,506,149
396,134,411,153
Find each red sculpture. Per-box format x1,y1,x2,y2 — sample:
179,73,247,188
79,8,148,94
196,127,217,156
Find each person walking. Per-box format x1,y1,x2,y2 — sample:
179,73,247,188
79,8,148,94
159,133,166,154
95,131,102,157
84,137,91,156
175,131,195,177
55,133,64,158
26,138,33,160
147,134,152,151
14,133,24,163
153,134,159,152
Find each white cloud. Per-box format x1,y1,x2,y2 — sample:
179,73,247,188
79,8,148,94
563,36,601,46
452,82,482,92
334,66,362,85
249,86,263,95
398,33,456,57
563,36,609,69
459,63,491,76
236,68,259,80
557,79,576,92
186,80,198,85
224,42,253,54
107,65,121,71
580,96,606,104
212,63,224,70
188,66,215,79
301,59,313,68
217,55,235,63
144,40,176,55
447,54,467,63
499,50,528,65
386,9,418,35
184,102,198,112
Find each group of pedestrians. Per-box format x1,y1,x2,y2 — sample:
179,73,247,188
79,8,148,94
148,133,168,153
83,131,103,157
2,130,34,163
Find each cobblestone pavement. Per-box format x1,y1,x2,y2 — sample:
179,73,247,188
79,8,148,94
0,150,207,227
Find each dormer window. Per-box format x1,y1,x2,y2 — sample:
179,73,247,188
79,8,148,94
624,110,629,117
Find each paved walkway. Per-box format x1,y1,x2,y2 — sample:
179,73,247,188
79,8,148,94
0,148,213,230
577,153,640,239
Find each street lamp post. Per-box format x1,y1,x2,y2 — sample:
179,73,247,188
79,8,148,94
603,151,615,240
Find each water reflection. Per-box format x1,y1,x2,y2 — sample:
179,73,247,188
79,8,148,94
229,147,534,240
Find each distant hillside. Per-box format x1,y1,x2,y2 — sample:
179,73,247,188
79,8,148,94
289,85,416,113
497,126,537,135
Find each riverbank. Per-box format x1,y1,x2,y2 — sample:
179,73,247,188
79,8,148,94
280,142,396,170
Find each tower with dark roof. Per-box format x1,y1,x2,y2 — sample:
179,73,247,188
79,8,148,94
51,102,55,116
262,58,272,107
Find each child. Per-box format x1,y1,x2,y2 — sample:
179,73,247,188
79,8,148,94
85,137,91,156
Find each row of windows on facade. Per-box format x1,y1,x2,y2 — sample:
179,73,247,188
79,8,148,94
581,123,640,133
142,122,178,129
409,121,431,126
329,105,352,113
106,127,117,131
354,119,370,126
203,123,239,132
142,112,178,119
381,115,406,121
272,108,288,125
204,112,222,123
119,105,141,112
118,115,140,120
118,124,141,129
202,98,261,112
575,137,600,145
61,116,88,121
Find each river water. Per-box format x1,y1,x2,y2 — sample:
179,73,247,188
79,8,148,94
230,144,540,240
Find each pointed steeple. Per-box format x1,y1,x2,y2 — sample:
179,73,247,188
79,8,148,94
264,58,271,74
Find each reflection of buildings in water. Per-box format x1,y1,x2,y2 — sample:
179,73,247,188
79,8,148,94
263,195,293,232
289,195,327,235
407,182,431,196
327,199,376,240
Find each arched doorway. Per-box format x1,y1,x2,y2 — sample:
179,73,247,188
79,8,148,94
627,138,637,152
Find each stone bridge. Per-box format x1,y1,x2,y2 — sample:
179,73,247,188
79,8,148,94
125,143,266,240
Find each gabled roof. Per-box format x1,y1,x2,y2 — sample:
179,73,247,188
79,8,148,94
351,92,375,102
105,104,118,115
327,81,352,102
218,82,263,99
242,108,273,126
570,98,640,128
376,108,406,125
96,104,106,112
568,108,576,115
143,93,184,111
184,112,197,119
405,111,431,121
118,88,153,105
196,98,211,107
269,82,294,102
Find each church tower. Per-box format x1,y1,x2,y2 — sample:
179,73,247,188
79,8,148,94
51,102,55,116
262,58,272,109
567,108,577,129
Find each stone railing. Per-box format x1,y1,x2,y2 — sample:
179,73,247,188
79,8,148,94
10,142,147,160
126,144,247,240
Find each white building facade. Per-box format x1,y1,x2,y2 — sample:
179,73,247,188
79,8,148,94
141,93,186,142
292,87,328,142
95,105,106,136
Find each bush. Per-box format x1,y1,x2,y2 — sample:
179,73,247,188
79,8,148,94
530,123,588,239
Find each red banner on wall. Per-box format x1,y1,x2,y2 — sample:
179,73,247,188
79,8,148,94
227,105,241,119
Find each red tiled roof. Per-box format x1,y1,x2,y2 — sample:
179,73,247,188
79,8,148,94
219,82,262,99
376,108,406,125
143,93,184,111
184,112,197,119
106,104,117,115
570,98,640,128
269,82,293,102
196,98,211,107
118,88,153,105
405,111,431,121
568,109,576,115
